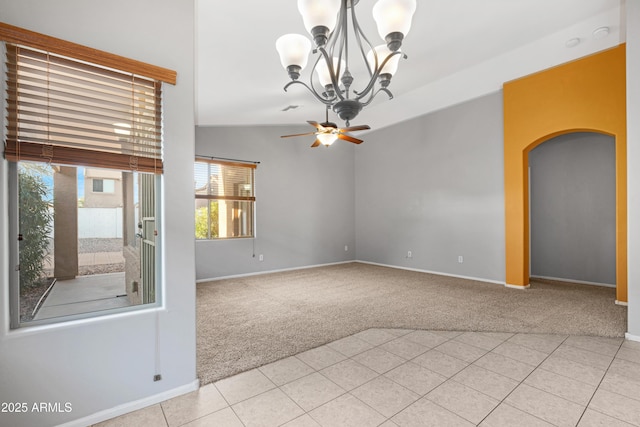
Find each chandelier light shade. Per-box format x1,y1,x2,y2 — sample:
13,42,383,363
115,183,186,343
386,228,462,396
276,0,417,126
298,0,341,40
276,34,312,80
372,0,417,50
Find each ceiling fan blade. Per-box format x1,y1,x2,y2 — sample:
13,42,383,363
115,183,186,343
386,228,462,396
307,120,322,129
311,139,321,147
281,132,316,138
337,133,363,144
340,125,370,132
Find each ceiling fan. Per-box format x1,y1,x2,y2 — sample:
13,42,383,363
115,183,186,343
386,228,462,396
281,108,370,148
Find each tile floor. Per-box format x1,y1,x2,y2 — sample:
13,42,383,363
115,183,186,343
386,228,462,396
96,329,640,427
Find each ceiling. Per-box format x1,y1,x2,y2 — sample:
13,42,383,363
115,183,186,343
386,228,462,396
196,0,624,131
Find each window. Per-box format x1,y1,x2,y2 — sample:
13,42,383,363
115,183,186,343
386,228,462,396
92,178,115,193
2,23,176,327
195,159,256,239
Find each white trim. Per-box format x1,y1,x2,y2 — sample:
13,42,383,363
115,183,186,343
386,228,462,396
616,300,629,306
198,260,509,287
625,333,640,342
355,260,506,286
57,379,200,427
530,275,615,288
196,261,353,283
505,283,530,290
4,305,166,340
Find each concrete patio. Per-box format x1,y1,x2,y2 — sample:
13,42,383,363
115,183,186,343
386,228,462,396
34,272,129,320
35,250,130,321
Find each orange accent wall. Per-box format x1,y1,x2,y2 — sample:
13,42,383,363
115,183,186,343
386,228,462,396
503,44,627,301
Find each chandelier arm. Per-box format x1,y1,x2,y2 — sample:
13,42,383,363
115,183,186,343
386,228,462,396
283,80,335,105
325,2,344,52
333,1,349,98
359,87,394,108
320,1,345,95
308,52,339,102
357,87,379,107
340,0,349,88
353,51,405,101
317,47,345,102
350,1,377,82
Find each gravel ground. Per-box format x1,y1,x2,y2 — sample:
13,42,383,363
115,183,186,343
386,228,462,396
78,238,123,253
79,264,124,275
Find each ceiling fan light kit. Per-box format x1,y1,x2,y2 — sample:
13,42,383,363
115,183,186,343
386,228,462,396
276,0,417,127
280,106,370,147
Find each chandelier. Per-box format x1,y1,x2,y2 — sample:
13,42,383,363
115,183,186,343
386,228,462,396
276,0,417,126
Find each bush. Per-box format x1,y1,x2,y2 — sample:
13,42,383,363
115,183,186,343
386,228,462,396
19,169,53,288
195,202,218,239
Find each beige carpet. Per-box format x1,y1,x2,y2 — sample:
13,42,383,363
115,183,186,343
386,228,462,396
196,262,627,385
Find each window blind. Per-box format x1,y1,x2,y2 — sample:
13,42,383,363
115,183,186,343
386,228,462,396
195,158,256,201
4,43,164,173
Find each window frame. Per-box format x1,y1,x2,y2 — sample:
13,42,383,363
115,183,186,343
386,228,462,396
8,161,164,328
194,158,257,240
2,23,174,328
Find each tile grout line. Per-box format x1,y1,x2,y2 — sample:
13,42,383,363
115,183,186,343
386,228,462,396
376,331,513,425
212,381,250,427
367,331,528,424
292,331,443,426
275,360,354,425
209,331,628,427
356,333,473,425
574,338,629,427
272,382,307,427
475,333,570,426
455,333,561,425
158,402,171,427
309,336,405,425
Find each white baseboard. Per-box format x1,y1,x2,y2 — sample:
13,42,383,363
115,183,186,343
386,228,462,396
355,260,506,286
196,260,353,283
197,260,616,295
625,332,640,342
198,259,522,289
505,283,530,290
57,379,200,427
530,275,615,288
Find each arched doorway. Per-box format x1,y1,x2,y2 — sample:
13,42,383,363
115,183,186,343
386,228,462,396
529,132,616,287
503,44,627,303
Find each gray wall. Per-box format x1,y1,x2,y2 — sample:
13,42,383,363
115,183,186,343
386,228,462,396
0,1,197,426
529,132,616,285
628,0,640,335
355,92,506,282
195,125,356,280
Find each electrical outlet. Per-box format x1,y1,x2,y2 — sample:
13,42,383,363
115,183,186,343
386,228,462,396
153,374,162,382
407,250,412,258
344,245,348,251
458,255,463,263
259,254,264,261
